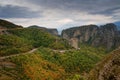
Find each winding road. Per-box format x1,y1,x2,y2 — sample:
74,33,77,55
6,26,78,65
0,48,73,60
0,48,38,60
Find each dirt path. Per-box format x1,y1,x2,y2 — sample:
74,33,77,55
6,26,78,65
0,48,38,60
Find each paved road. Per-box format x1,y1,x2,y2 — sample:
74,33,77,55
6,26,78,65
0,48,38,60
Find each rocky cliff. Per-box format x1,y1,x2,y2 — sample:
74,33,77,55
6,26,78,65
88,47,120,80
62,23,120,50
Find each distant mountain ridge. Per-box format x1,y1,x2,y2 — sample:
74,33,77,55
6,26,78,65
62,23,120,50
0,19,22,29
0,19,58,36
28,25,58,36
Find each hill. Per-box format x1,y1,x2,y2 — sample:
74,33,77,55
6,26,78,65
0,19,22,29
0,45,107,80
0,28,70,56
0,19,71,56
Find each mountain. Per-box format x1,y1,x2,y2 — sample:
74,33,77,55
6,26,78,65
114,21,120,30
0,19,23,34
88,47,120,80
0,19,71,56
28,25,58,36
62,23,120,50
0,19,22,29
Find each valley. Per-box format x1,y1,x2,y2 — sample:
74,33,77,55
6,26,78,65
0,19,120,80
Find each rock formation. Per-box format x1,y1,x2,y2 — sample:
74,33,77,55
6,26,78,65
62,23,120,50
69,38,79,49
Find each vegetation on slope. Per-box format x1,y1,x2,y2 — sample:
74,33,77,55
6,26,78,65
37,45,106,74
8,28,70,48
0,28,71,56
9,53,65,80
88,48,120,80
1,44,107,80
0,34,32,56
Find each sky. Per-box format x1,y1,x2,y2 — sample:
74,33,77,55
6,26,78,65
0,0,120,30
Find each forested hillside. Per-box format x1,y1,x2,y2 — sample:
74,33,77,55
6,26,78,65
0,28,71,56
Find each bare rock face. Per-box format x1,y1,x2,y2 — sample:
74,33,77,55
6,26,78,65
62,23,120,50
115,31,120,48
62,25,98,49
69,38,79,49
88,48,120,80
92,23,119,50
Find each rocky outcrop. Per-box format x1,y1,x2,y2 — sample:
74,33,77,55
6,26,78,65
62,23,120,50
69,38,79,49
28,25,58,36
88,47,120,80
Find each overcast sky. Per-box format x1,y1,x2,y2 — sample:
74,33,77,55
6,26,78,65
0,0,120,30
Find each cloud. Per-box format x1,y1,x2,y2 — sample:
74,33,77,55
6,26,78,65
57,18,73,24
25,0,120,13
0,0,120,29
0,5,41,18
